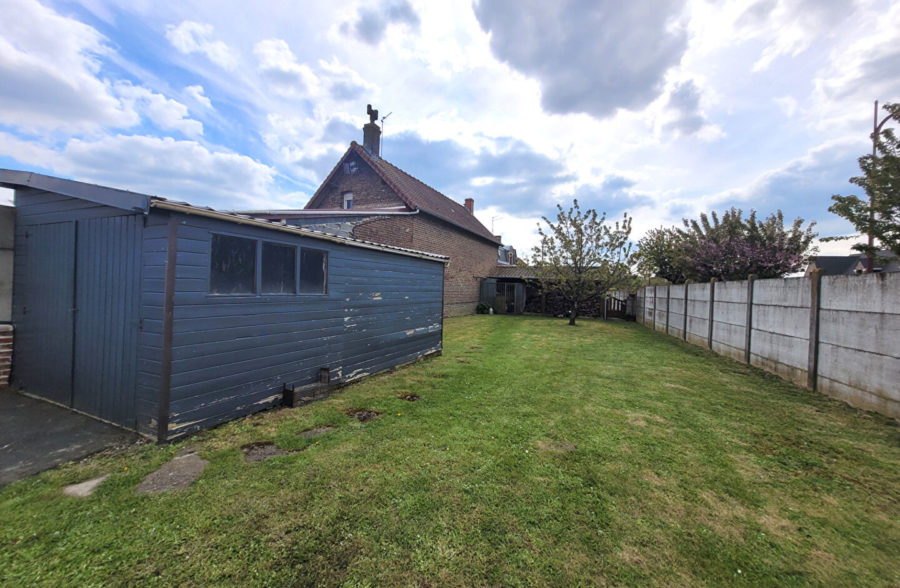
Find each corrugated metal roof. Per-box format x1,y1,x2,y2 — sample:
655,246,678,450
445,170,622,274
152,200,448,262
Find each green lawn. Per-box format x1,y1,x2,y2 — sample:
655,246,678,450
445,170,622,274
1,315,898,586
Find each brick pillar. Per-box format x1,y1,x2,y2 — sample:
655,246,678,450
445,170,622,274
0,324,11,386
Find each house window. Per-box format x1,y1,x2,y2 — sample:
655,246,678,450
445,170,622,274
210,234,257,294
299,248,327,294
342,192,353,210
343,161,357,174
261,242,296,294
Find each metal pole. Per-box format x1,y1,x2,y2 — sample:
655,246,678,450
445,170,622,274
868,100,878,273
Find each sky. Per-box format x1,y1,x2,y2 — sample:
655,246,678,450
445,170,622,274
1,0,898,256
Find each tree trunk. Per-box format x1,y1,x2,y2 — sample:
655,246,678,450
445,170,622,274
569,301,578,326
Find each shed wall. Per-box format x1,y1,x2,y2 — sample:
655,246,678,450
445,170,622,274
159,213,443,440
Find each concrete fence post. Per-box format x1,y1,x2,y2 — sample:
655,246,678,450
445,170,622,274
665,286,671,334
707,278,717,349
683,281,690,341
652,286,657,331
807,270,823,392
744,275,756,364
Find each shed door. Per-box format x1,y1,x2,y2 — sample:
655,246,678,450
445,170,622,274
12,222,76,405
72,216,141,427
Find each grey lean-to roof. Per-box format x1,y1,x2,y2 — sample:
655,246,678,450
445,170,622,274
0,169,448,263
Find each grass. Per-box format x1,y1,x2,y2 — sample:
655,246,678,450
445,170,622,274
1,315,898,586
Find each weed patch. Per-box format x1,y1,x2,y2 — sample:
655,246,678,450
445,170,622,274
345,409,380,422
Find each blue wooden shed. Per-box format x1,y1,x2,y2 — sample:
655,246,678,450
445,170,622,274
1,170,446,442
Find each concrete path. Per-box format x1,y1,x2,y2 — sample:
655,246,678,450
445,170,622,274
0,387,137,487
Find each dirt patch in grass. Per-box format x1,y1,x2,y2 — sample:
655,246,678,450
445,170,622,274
627,414,648,427
759,508,795,537
430,373,448,379
398,393,420,402
642,470,665,486
807,549,837,574
298,426,334,439
535,440,577,453
346,409,380,422
624,411,668,428
617,544,649,570
456,360,470,364
242,442,291,462
697,490,749,542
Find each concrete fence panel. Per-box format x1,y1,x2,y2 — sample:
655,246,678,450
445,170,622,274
749,278,811,388
653,285,669,333
668,284,686,339
685,283,711,347
711,281,747,362
817,273,900,417
636,272,899,419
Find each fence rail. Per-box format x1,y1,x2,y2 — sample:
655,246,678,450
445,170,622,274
636,272,899,419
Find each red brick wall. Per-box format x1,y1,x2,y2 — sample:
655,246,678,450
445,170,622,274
0,324,11,386
353,214,498,317
313,152,406,210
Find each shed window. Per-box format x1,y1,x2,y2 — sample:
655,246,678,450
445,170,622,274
261,242,296,294
210,234,257,294
342,192,353,210
299,249,327,294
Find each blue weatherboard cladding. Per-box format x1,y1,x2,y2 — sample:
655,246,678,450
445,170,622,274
154,212,443,440
7,175,444,442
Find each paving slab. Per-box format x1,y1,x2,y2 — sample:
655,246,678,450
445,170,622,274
135,453,208,494
63,474,110,497
0,387,138,487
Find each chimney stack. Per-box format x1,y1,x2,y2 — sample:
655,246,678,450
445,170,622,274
363,104,381,156
464,198,474,214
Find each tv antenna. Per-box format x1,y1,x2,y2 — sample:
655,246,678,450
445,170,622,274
380,111,392,156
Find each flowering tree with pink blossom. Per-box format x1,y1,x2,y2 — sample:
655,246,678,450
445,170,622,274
677,208,816,282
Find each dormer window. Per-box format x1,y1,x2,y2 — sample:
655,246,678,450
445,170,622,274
342,192,353,210
343,160,358,174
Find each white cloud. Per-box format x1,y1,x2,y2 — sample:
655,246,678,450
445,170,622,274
475,205,542,254
0,133,282,209
62,135,275,205
810,1,900,134
473,0,689,118
114,83,203,136
748,0,853,72
165,21,237,69
0,130,62,167
0,0,136,132
339,0,420,45
185,85,212,109
253,39,321,98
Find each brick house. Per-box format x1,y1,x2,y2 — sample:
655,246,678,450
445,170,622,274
248,116,503,316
